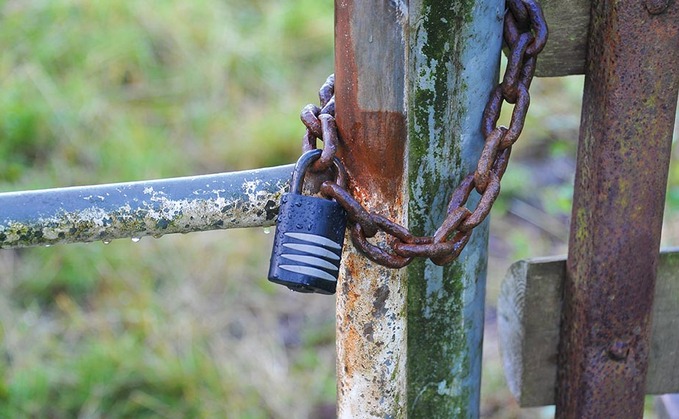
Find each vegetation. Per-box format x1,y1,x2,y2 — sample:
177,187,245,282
0,0,676,417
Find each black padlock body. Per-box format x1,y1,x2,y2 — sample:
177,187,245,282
268,192,347,294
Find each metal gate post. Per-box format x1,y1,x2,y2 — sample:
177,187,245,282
335,2,409,416
334,1,502,417
556,1,679,417
405,1,502,417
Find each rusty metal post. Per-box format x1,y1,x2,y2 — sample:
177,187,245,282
556,0,679,417
334,1,409,416
334,0,502,417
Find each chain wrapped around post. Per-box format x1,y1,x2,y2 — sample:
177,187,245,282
300,0,547,268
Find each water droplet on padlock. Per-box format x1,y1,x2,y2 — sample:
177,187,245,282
262,227,271,235
131,237,141,243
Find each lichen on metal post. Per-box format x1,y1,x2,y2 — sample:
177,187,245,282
0,165,292,248
406,0,502,417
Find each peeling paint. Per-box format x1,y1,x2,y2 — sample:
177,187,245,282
0,165,292,248
335,0,502,416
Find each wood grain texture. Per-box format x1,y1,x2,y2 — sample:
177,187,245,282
498,249,679,407
535,0,590,77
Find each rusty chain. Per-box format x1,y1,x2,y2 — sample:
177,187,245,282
300,0,547,268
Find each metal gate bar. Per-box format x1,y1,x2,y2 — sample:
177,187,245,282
0,165,292,249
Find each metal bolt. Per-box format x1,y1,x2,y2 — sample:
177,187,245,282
644,0,671,15
608,340,630,361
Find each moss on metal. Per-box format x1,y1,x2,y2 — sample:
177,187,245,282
406,0,500,417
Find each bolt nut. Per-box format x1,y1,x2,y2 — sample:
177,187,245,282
608,340,630,361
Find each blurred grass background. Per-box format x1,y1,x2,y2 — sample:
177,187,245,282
0,0,676,417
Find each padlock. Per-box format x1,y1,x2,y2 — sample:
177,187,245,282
268,149,347,294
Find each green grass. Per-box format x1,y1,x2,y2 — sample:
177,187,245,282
0,1,336,417
0,0,677,417
0,0,333,188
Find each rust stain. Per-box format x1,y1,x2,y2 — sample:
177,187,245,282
339,111,406,210
334,1,408,417
334,1,407,216
343,326,361,376
341,255,361,314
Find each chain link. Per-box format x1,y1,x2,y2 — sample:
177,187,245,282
300,0,547,268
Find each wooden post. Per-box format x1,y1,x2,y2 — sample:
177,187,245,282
334,1,502,416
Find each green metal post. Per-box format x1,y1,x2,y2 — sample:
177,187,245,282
406,1,502,417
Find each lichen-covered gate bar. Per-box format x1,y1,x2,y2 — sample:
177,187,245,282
0,165,291,248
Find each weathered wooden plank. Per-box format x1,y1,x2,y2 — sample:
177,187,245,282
535,0,590,77
497,249,679,407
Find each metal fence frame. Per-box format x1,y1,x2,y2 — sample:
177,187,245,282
1,0,678,417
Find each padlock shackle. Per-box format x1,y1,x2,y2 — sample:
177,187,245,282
290,149,347,195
